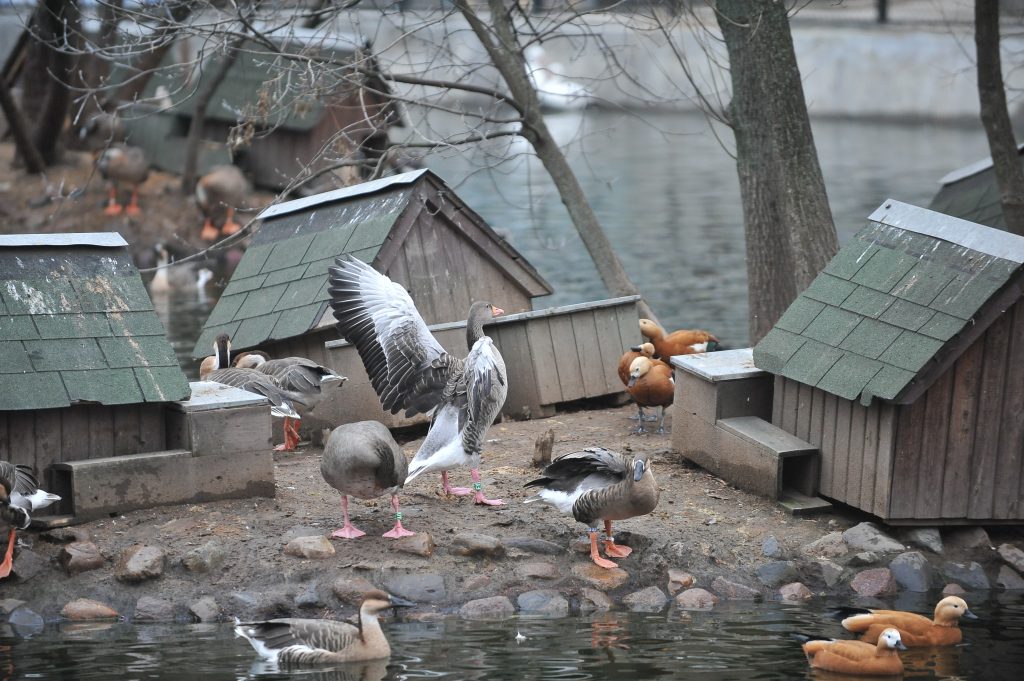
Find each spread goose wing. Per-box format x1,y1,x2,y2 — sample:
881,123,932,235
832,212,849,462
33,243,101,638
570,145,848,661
0,461,38,497
329,255,460,417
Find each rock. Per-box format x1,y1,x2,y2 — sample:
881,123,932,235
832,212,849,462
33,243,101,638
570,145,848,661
842,523,904,553
189,596,220,623
944,527,990,551
996,565,1024,590
134,597,176,622
579,588,613,612
331,576,378,604
462,575,492,592
504,537,565,555
850,568,897,597
571,562,629,590
571,537,592,554
942,583,967,596
901,528,943,554
516,561,560,580
779,582,813,601
383,571,447,602
459,596,515,620
667,569,695,595
711,576,761,600
7,606,44,636
889,551,934,592
295,582,326,609
393,533,435,558
452,533,505,559
675,588,718,610
11,548,47,581
516,589,569,616
800,532,848,559
283,535,335,559
813,560,845,588
182,540,226,573
0,599,26,616
997,543,1024,574
116,545,166,582
849,552,879,567
40,527,90,544
623,586,669,612
61,598,119,621
762,536,782,558
941,561,990,590
756,561,798,587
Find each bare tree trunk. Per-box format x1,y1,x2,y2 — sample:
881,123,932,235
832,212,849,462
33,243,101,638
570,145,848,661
976,0,1024,236
103,1,192,108
456,0,657,322
182,41,242,193
716,0,838,343
24,0,75,165
0,77,45,173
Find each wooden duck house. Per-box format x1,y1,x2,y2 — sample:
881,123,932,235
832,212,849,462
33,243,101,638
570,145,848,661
752,200,1024,525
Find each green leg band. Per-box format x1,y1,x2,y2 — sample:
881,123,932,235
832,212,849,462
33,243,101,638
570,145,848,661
395,511,403,520
472,482,482,491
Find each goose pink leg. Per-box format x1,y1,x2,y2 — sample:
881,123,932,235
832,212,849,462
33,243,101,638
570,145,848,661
471,468,503,506
382,494,415,538
331,495,365,539
441,471,472,496
0,529,15,578
602,519,632,557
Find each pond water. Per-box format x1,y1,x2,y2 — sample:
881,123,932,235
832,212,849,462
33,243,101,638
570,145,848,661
3,595,1022,680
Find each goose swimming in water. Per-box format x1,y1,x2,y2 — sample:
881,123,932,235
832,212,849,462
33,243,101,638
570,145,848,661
1,461,61,578
328,255,507,506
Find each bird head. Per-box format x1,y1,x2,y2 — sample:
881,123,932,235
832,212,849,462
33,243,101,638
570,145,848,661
361,589,415,615
627,356,651,388
879,628,907,651
631,455,650,482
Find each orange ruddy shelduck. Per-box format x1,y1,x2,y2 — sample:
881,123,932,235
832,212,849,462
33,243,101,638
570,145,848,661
839,596,977,647
638,319,719,360
797,628,906,676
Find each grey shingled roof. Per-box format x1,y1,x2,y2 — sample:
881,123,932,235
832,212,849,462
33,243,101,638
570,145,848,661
753,200,1024,406
0,233,191,411
929,144,1024,231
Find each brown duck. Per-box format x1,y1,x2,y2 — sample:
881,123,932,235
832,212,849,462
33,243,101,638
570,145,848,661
838,596,978,647
98,144,149,216
795,628,906,676
626,356,674,434
196,165,249,241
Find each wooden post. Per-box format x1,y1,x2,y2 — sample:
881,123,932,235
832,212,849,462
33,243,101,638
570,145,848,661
533,428,554,468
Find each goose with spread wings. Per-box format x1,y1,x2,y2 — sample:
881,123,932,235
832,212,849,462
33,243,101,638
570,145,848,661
328,255,507,506
1,461,61,578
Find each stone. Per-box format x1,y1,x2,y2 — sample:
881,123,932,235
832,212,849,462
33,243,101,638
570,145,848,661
459,596,515,620
850,568,897,597
579,588,613,612
452,533,505,559
889,551,934,592
942,583,967,596
189,596,220,623
901,528,943,554
0,599,26,616
762,536,782,558
134,597,176,622
504,537,565,555
842,523,904,554
944,527,990,551
283,535,335,559
711,576,761,600
517,589,569,616
516,561,560,580
571,537,592,554
996,565,1024,590
295,582,326,608
7,606,44,636
61,598,119,621
997,543,1024,574
331,576,378,604
779,582,813,601
462,575,492,592
675,588,718,610
41,527,90,544
667,569,695,595
11,548,47,581
182,540,227,573
941,561,991,590
814,560,845,588
801,532,848,559
383,571,447,602
393,533,435,558
622,586,669,612
756,561,798,587
571,562,629,590
849,552,879,567
116,545,166,582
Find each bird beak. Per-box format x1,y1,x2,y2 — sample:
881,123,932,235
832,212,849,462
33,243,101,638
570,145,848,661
706,341,719,352
491,306,505,317
627,376,637,388
633,459,644,482
895,641,907,651
389,596,415,609
629,344,642,352
963,609,979,620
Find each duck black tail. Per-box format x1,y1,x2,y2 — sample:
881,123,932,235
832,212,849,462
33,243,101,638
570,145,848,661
790,632,832,644
829,606,873,620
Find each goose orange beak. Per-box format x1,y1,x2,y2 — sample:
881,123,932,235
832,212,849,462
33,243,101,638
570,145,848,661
491,306,504,317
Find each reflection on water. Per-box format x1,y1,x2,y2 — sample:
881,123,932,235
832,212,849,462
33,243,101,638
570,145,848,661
2,596,1022,680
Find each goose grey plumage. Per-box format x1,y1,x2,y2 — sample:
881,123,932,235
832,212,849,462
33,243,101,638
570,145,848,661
199,334,305,420
1,461,61,578
320,421,413,539
524,447,659,569
328,255,507,506
235,590,413,665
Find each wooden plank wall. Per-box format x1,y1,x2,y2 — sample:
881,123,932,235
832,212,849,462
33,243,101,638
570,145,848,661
0,404,167,475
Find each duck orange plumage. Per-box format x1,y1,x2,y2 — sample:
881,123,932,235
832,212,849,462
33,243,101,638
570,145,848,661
839,596,977,647
638,319,719,360
617,342,655,386
797,628,906,676
626,356,673,434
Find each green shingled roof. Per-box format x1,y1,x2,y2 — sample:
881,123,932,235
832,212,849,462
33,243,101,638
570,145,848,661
0,234,190,411
753,200,1024,406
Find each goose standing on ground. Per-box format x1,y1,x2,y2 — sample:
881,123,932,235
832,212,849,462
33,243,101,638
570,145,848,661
1,461,61,578
234,352,347,451
638,319,719,360
199,334,306,423
98,144,149,216
328,256,507,506
235,590,414,665
196,165,249,241
794,628,906,676
524,447,659,569
617,342,658,422
626,356,674,434
836,596,978,647
320,421,413,539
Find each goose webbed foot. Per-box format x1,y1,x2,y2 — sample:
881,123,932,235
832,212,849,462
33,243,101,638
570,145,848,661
382,496,415,538
630,424,648,435
469,469,503,505
441,471,472,496
0,529,16,578
331,525,366,539
588,530,618,569
124,190,141,216
104,201,123,216
602,521,631,557
200,219,219,241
